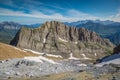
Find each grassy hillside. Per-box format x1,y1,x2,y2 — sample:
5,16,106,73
0,42,37,60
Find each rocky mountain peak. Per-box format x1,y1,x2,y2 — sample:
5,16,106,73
10,21,114,59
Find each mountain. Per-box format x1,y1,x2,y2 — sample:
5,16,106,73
0,21,41,44
1,20,120,45
106,32,120,45
64,20,90,26
96,53,120,67
0,42,37,60
76,20,120,37
0,21,21,30
114,43,120,54
96,44,120,66
65,20,120,26
0,21,21,44
10,21,114,60
65,20,120,45
23,23,41,28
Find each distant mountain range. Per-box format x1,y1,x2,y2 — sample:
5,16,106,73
65,20,120,26
65,20,120,45
0,21,41,43
106,32,120,45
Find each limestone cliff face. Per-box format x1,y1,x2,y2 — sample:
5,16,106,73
10,21,114,59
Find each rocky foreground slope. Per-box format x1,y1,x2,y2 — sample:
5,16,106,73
0,56,119,80
10,21,114,60
0,43,119,80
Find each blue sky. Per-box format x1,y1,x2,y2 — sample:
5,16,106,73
0,0,120,24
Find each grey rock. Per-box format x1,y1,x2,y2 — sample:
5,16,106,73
10,21,114,59
0,58,119,79
114,44,120,53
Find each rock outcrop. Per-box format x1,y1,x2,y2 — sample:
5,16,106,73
10,21,114,59
114,44,120,53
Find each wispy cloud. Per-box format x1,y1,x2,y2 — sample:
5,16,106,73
0,0,120,24
0,8,31,17
109,9,120,22
67,9,99,20
0,8,105,22
0,0,65,14
0,8,68,21
0,7,120,23
1,1,104,24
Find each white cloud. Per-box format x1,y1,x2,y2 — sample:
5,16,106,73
1,8,120,23
0,8,74,22
67,9,100,20
109,9,120,22
0,8,29,16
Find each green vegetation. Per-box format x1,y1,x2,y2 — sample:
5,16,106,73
8,76,13,80
104,48,113,55
76,42,85,50
49,27,54,33
84,42,101,48
0,29,17,44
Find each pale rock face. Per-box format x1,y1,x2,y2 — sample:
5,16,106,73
10,21,114,60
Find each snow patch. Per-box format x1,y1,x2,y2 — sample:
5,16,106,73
38,56,59,64
24,49,44,55
12,46,26,52
43,38,46,43
24,56,59,64
68,53,80,60
94,53,97,56
46,54,62,58
58,37,68,42
24,49,63,58
81,54,91,59
24,57,43,63
75,42,78,44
